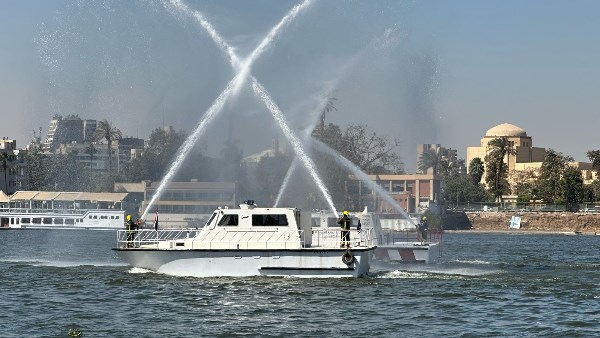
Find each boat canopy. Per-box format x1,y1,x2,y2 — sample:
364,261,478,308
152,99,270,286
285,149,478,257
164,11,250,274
8,191,128,203
0,190,9,203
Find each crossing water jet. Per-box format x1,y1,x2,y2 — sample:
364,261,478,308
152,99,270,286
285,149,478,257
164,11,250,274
273,27,404,210
143,0,314,219
252,80,338,216
309,137,415,223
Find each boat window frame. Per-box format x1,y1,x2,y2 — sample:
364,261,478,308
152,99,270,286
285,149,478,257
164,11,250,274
205,212,218,227
252,214,288,226
218,214,239,226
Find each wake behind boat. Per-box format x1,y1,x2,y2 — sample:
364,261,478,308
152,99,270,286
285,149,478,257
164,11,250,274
114,201,376,278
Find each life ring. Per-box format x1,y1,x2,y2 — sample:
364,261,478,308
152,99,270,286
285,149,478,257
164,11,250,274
342,249,355,265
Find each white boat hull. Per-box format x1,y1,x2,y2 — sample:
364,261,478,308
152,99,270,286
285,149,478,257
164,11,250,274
114,248,373,278
0,210,125,230
374,242,440,263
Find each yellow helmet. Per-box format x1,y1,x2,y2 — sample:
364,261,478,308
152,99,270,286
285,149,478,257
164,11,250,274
343,210,349,215
422,216,427,220
126,215,132,221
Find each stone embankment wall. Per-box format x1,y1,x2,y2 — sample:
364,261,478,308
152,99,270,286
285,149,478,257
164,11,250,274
442,211,600,233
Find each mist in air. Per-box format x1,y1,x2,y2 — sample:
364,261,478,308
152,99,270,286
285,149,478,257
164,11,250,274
33,0,439,170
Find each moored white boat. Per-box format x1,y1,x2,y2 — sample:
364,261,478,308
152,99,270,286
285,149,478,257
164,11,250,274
114,201,376,278
0,191,128,230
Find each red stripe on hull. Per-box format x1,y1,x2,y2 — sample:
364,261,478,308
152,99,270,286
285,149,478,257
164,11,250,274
398,248,416,262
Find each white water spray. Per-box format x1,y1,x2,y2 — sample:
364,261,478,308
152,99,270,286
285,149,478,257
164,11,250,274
273,27,403,207
309,137,414,224
142,75,241,218
252,80,338,217
144,0,314,218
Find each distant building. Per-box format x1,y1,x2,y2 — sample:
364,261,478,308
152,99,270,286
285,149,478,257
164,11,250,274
44,111,144,173
466,122,597,189
346,173,442,214
44,114,97,151
117,180,237,228
0,138,27,194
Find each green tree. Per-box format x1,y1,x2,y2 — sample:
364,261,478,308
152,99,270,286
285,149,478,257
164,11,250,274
510,168,537,202
418,148,443,175
0,152,9,193
340,124,403,174
536,149,573,202
485,137,517,201
93,120,122,175
586,150,600,175
443,174,490,207
85,143,97,173
25,147,50,191
562,166,583,210
468,157,485,185
317,97,337,139
254,153,292,206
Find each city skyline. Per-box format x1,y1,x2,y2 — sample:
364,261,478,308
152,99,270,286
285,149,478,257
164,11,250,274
1,0,599,171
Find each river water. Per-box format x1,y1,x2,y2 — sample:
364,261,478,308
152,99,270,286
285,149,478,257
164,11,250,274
1,230,599,337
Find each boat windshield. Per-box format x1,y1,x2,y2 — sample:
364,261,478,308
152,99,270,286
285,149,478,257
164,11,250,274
205,212,218,227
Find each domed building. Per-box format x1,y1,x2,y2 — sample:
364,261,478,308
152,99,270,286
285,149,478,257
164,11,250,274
466,123,546,181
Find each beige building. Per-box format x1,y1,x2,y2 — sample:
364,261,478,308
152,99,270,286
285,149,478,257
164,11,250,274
467,123,597,189
467,123,546,176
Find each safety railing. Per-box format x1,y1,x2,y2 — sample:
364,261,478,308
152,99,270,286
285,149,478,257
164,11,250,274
376,228,442,246
117,227,376,250
310,228,375,248
116,229,305,250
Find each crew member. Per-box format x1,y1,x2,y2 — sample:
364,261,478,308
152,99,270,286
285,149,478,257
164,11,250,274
337,210,351,247
419,216,428,241
125,214,138,247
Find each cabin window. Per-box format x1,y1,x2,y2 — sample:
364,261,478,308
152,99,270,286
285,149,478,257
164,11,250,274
65,219,74,225
110,216,114,219
311,217,320,227
218,214,239,226
327,217,338,227
252,214,288,226
205,212,217,227
93,216,97,219
116,216,119,219
16,218,19,225
43,218,52,224
54,218,64,225
89,216,92,219
10,218,14,224
22,218,30,224
32,218,41,224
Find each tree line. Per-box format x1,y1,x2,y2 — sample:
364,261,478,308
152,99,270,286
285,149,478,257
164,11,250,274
19,117,404,211
418,136,600,209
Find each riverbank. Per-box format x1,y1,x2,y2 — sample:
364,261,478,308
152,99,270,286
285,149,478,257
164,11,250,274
441,211,600,234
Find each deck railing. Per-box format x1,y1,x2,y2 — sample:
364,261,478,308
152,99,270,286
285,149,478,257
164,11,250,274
117,227,375,249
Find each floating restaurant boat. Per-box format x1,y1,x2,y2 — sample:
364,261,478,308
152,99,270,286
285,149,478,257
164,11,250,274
312,208,442,264
114,201,376,278
0,191,127,230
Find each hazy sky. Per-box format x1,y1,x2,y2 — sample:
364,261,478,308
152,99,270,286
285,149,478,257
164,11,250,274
1,0,599,171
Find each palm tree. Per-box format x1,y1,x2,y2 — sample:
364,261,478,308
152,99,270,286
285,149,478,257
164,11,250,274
0,152,9,193
85,143,97,173
486,137,517,201
418,148,443,174
93,120,122,175
468,157,485,185
319,97,337,139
